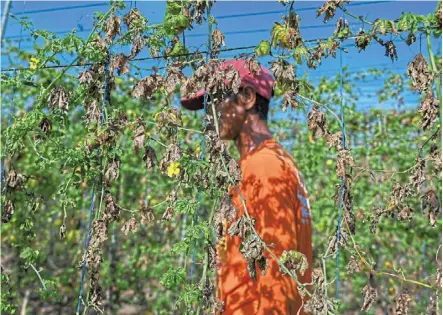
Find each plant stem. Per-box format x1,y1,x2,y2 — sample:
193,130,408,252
29,264,47,290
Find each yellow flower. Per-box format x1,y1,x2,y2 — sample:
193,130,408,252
167,161,181,178
29,57,39,70
326,159,333,166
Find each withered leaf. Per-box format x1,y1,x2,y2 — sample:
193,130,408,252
280,250,308,276
270,59,296,85
308,106,328,138
410,157,426,190
317,0,349,23
110,53,130,75
121,218,138,236
240,234,267,281
6,169,26,190
143,146,157,171
59,223,67,239
426,294,438,315
129,36,145,59
421,190,440,228
397,207,414,222
346,255,361,274
208,242,218,269
282,90,299,112
326,131,343,151
355,29,373,52
165,65,186,94
123,8,143,30
83,100,102,125
78,69,95,84
244,56,262,76
336,149,354,178
133,120,146,151
39,117,52,134
104,158,120,186
419,93,440,130
361,284,377,311
105,16,121,43
102,194,121,223
227,158,242,184
213,194,237,242
48,86,69,114
211,28,226,55
140,205,155,224
228,216,255,239
2,200,14,223
395,292,411,315
132,74,164,100
407,54,433,93
162,206,174,221
224,65,241,94
159,144,182,172
383,40,398,62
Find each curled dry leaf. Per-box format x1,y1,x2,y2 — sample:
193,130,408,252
282,90,299,112
39,117,52,134
419,93,440,130
83,100,102,125
326,131,343,151
244,56,262,76
140,205,155,224
426,294,438,315
208,242,218,269
436,267,442,288
143,146,157,171
421,190,440,228
355,29,373,52
105,16,121,43
270,59,296,86
165,65,186,94
6,169,26,190
104,158,120,186
430,143,442,172
129,36,145,59
397,207,414,222
410,157,425,190
241,234,268,281
407,54,433,93
308,106,328,138
280,250,308,276
121,218,138,236
395,292,411,315
102,194,121,223
285,12,303,49
228,215,255,239
59,223,67,239
205,129,227,163
383,40,398,62
227,158,242,184
304,268,335,314
211,28,226,55
2,200,15,223
361,284,377,312
225,65,242,94
78,69,95,84
48,86,69,114
346,255,361,274
132,74,164,100
123,8,143,30
213,194,237,242
162,206,174,221
317,0,349,23
336,149,354,178
110,53,130,75
159,144,182,172
370,206,388,234
133,120,145,151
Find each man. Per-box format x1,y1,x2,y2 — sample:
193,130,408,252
181,60,312,314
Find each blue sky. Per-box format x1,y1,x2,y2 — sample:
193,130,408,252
1,1,441,112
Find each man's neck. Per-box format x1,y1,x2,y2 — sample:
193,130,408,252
234,114,273,158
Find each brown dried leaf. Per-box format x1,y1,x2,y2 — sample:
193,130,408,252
346,255,361,274
2,200,14,223
162,206,174,221
421,190,440,228
132,74,164,99
383,40,398,62
282,90,299,112
83,100,102,124
110,53,130,75
39,117,52,134
308,106,328,138
228,216,255,239
211,28,226,55
395,292,411,315
213,194,237,242
419,93,440,130
361,284,377,311
355,28,373,52
104,158,120,186
224,65,241,94
165,65,186,94
129,36,145,59
280,250,308,276
407,54,433,93
317,0,349,23
140,205,155,224
102,194,121,223
6,169,26,190
227,157,242,183
48,86,69,114
133,120,145,151
143,146,157,171
121,218,138,236
159,144,182,172
240,234,267,280
326,131,343,151
397,207,414,222
105,16,121,43
78,69,95,84
123,8,143,30
410,157,426,190
336,149,354,177
244,56,262,76
426,294,438,315
270,59,296,85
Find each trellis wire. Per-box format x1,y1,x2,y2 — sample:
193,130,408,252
76,43,111,315
189,2,211,281
335,14,347,300
0,1,26,184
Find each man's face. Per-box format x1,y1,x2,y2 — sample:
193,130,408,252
213,93,248,140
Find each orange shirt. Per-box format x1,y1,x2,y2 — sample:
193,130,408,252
216,138,312,315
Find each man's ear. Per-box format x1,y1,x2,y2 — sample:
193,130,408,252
241,86,257,111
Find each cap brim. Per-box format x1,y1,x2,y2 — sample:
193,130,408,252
180,88,206,111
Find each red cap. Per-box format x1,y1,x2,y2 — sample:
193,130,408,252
180,59,274,110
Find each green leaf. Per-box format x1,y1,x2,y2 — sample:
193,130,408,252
255,40,271,56
160,267,186,289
